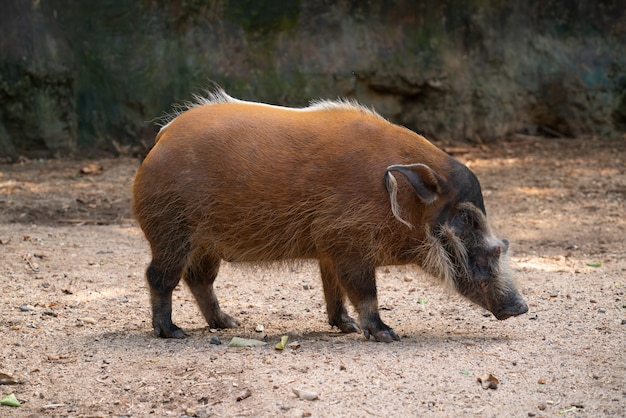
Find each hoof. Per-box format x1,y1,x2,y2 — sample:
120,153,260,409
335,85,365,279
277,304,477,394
330,313,361,334
210,312,240,329
363,327,400,343
337,321,361,334
154,323,188,339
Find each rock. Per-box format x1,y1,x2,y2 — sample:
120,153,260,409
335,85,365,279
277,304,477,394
78,317,97,324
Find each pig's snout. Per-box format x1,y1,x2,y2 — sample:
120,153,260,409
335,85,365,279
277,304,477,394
491,293,528,320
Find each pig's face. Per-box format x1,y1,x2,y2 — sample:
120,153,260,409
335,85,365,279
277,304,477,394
433,201,528,320
385,162,528,320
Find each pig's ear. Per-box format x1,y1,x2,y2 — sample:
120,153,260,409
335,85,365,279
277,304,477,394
385,164,445,204
384,163,445,229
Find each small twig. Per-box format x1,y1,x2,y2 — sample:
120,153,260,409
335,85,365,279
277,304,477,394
58,219,106,225
477,352,500,357
541,125,566,138
41,403,66,409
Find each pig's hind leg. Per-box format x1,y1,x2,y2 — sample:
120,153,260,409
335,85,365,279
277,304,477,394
183,252,239,330
319,257,361,334
147,259,188,339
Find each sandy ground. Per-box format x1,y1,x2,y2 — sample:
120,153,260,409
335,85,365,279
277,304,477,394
0,137,624,417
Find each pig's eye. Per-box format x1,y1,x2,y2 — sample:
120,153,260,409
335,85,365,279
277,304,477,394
458,211,471,226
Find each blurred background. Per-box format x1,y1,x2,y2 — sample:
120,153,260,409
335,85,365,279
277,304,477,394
0,0,624,159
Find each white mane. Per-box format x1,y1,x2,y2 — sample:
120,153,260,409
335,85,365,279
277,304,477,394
158,88,381,128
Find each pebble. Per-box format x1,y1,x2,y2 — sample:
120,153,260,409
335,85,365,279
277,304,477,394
538,403,546,410
210,337,221,345
597,308,606,313
292,388,318,401
19,305,33,312
235,388,251,401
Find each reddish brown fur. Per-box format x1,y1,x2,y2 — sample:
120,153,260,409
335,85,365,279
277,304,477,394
136,99,455,266
133,91,525,342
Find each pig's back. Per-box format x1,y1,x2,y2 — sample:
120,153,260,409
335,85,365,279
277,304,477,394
134,99,438,262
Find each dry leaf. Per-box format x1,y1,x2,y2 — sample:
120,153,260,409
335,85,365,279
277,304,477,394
235,388,251,401
227,337,267,347
477,373,499,390
0,372,18,385
275,335,289,350
79,162,103,175
287,341,301,350
0,393,20,407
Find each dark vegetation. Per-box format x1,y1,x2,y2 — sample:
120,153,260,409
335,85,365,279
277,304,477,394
0,0,624,159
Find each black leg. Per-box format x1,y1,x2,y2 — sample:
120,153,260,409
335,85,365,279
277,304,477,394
333,258,399,343
319,257,360,334
147,262,187,338
183,253,238,329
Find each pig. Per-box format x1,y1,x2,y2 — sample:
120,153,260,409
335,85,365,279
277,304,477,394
132,89,528,342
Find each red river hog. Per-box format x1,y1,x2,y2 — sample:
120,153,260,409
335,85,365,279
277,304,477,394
133,90,528,342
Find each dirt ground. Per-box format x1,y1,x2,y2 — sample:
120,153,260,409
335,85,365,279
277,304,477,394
0,137,624,417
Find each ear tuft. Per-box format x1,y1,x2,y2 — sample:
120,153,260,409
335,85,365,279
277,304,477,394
385,163,444,204
384,172,415,229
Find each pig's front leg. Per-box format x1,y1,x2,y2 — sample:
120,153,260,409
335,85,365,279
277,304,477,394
333,258,399,343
